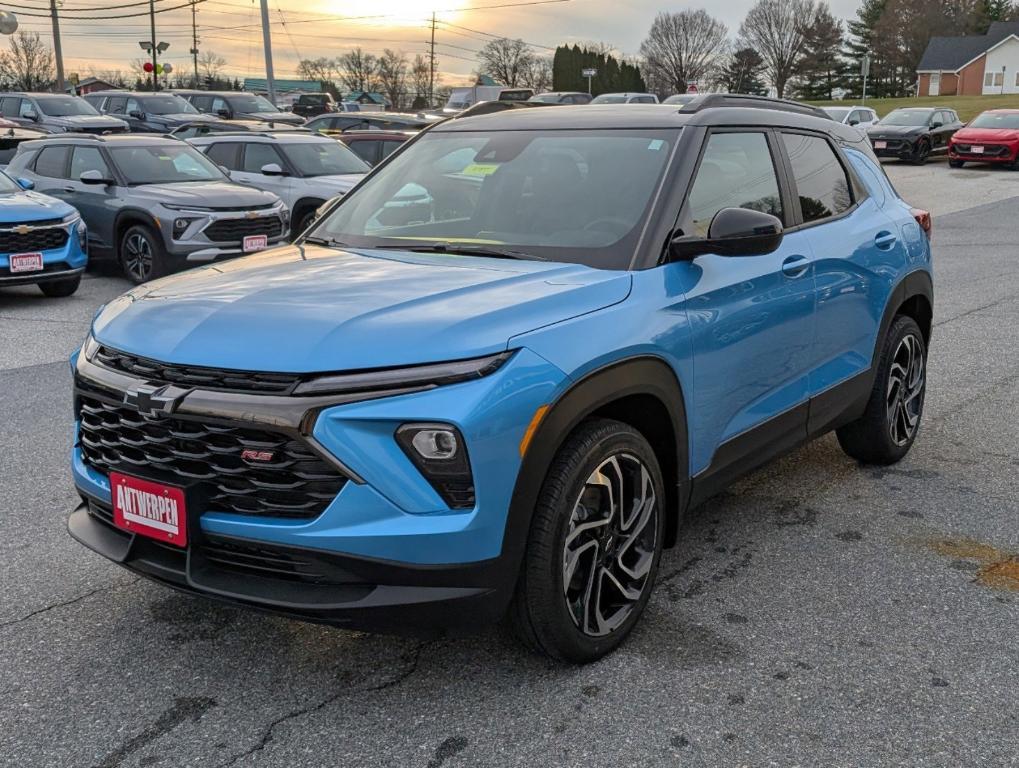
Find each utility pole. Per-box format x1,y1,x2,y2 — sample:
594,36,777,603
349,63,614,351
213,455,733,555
49,0,65,93
259,0,276,104
190,0,199,88
149,0,158,91
429,11,436,106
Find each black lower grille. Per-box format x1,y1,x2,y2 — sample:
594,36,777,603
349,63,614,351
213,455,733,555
198,538,355,585
77,392,347,519
955,144,1009,157
94,345,301,395
0,226,68,252
204,217,283,243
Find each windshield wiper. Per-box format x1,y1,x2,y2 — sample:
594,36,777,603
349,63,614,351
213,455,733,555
373,242,544,261
301,235,348,247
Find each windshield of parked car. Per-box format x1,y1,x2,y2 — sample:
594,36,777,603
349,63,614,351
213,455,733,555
35,97,99,117
590,94,627,104
315,128,676,269
823,107,852,121
968,112,1019,129
879,109,932,126
529,93,563,103
0,170,23,192
663,95,695,105
281,140,370,176
140,95,199,115
229,94,279,113
109,144,225,184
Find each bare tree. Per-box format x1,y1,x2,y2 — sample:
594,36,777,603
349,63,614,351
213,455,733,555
197,51,227,83
410,54,432,107
739,0,815,98
338,48,380,94
522,56,553,92
639,10,729,97
297,57,335,84
87,68,129,88
0,32,54,91
377,49,408,110
476,38,534,87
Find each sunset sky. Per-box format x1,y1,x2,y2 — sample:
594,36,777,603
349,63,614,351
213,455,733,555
10,0,862,87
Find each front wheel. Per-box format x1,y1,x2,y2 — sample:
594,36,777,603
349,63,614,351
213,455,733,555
837,315,927,465
119,224,168,285
507,419,665,662
910,138,931,165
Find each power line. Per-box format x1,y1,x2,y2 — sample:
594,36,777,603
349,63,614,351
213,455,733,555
11,0,205,19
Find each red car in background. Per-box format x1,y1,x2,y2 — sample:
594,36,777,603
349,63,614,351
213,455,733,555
949,109,1019,168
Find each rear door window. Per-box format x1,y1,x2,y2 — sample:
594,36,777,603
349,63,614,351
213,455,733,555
34,145,70,178
0,97,20,118
781,133,853,224
107,97,127,115
346,139,378,165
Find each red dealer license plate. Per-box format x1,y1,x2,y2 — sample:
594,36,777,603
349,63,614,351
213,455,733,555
874,141,887,149
9,253,43,273
111,471,188,547
243,234,268,252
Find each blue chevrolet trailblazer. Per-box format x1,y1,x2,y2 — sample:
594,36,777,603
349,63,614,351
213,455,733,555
68,96,933,662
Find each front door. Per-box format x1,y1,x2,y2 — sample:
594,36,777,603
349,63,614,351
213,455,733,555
668,129,816,475
929,73,940,96
67,145,118,251
233,142,292,205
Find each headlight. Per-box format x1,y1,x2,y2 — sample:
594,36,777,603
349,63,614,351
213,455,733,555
292,351,513,396
61,212,81,225
81,333,100,362
396,423,474,509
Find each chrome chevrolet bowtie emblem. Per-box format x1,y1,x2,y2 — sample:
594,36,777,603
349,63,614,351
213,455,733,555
14,225,30,235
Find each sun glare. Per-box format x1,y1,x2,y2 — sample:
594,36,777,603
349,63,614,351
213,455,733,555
322,0,468,27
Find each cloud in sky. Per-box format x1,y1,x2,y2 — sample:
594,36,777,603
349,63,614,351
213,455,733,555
9,0,863,85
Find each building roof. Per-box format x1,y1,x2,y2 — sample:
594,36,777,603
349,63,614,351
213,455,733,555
347,91,389,105
918,21,1019,71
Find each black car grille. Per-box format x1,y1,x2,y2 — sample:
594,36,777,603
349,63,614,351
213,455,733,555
94,345,302,395
198,537,357,585
954,143,1009,157
77,392,347,519
204,216,283,243
0,225,68,253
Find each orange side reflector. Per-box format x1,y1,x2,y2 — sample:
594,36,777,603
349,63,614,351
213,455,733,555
519,405,550,457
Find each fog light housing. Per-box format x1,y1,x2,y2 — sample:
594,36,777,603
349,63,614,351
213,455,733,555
172,217,196,239
396,423,475,509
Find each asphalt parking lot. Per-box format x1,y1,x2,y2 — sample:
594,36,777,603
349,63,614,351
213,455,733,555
2,161,1018,768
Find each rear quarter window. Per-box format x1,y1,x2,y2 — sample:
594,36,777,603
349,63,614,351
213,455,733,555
34,145,70,178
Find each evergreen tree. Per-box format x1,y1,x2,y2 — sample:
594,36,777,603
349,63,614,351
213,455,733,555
550,44,645,94
719,47,769,94
975,0,1016,32
794,4,846,100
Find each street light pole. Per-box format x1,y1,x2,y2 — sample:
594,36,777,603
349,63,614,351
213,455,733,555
49,0,64,93
259,0,276,105
149,0,158,91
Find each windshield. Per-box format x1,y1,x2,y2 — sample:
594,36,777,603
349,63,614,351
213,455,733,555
141,95,198,115
281,141,370,176
823,107,851,121
0,169,22,192
229,94,279,113
969,111,1019,130
109,144,225,184
314,128,676,269
663,95,695,105
35,97,99,117
591,94,627,104
880,109,932,126
529,93,562,103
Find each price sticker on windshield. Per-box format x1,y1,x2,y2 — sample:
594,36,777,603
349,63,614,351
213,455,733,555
462,163,501,177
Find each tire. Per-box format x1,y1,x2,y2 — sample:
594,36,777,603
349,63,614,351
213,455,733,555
507,418,666,663
911,138,931,165
837,315,927,465
948,159,965,169
37,274,81,297
119,224,169,284
294,208,318,237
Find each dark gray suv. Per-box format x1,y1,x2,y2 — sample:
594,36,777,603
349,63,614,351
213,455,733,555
0,93,128,134
7,135,288,283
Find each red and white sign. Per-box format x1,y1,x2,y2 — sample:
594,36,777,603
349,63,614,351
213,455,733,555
243,234,268,252
9,252,43,273
111,471,187,547
686,82,699,94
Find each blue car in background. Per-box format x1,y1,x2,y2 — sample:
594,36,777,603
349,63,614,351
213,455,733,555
67,96,933,662
0,170,87,296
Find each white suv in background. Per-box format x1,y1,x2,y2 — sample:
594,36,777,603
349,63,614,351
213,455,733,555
188,131,370,234
590,92,660,104
822,105,879,133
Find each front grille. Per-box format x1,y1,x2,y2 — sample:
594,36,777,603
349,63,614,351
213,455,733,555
0,226,68,253
204,217,283,243
94,345,302,395
198,538,354,584
954,143,1009,157
77,392,347,519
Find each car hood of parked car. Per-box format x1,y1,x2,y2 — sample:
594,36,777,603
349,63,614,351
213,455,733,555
91,244,632,372
128,180,281,208
46,114,128,131
149,113,219,126
243,111,304,125
0,188,74,220
952,126,1019,142
869,124,925,136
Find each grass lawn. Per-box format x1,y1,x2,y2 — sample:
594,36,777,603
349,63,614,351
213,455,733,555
806,94,1019,122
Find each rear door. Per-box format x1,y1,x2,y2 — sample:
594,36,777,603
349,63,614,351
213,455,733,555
778,131,906,430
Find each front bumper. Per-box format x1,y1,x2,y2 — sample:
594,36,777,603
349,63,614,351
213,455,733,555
870,138,917,158
69,345,566,628
949,142,1018,163
0,219,88,284
160,205,290,260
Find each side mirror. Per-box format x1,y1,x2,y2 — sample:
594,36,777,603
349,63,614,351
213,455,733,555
260,162,285,176
128,110,145,119
669,208,784,260
17,177,34,190
80,169,112,186
930,121,943,129
848,119,859,126
216,108,231,118
24,110,38,122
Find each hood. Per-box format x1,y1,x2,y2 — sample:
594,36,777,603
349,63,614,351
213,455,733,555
244,111,304,125
869,124,924,136
47,114,128,130
952,126,1019,143
0,188,73,220
148,113,219,127
306,173,365,194
130,180,281,207
92,245,632,372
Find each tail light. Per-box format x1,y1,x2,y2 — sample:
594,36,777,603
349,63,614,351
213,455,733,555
911,208,932,239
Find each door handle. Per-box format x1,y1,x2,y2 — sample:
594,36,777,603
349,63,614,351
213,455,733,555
781,254,810,278
875,231,897,250
63,186,75,193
